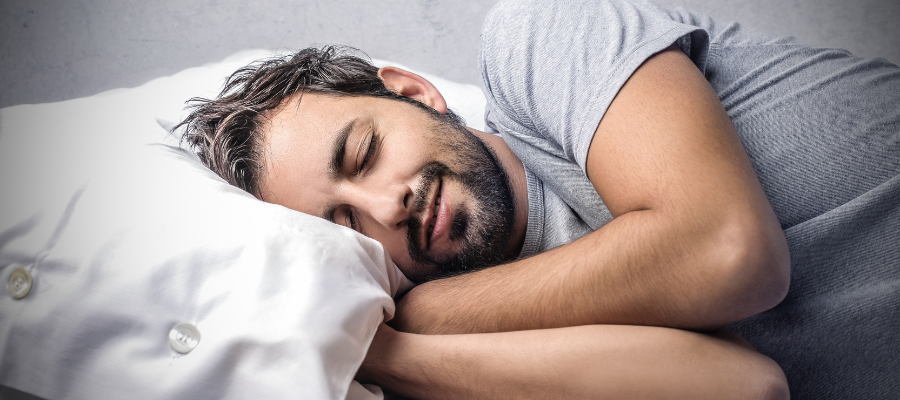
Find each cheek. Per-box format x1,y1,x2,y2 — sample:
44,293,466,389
386,131,439,163
282,184,330,217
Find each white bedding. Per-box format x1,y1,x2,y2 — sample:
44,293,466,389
0,50,486,400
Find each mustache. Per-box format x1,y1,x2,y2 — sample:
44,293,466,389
411,162,451,212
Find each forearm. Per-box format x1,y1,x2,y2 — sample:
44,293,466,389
393,205,788,334
359,324,788,400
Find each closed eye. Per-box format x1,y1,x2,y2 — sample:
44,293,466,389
346,208,360,231
356,133,378,174
327,205,361,232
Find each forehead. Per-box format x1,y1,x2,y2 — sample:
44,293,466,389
257,92,354,212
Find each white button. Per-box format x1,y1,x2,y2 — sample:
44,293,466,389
7,268,33,299
169,323,201,354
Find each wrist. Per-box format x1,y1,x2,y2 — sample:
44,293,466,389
358,324,422,388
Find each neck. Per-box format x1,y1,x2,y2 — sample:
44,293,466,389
470,128,528,260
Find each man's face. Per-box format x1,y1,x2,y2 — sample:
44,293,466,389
258,92,515,283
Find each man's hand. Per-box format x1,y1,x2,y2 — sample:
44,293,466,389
391,46,790,335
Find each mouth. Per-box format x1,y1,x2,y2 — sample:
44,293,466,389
423,177,446,249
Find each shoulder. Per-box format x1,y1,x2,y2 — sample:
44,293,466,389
478,0,708,169
481,0,670,40
479,0,689,89
481,0,629,45
478,0,641,110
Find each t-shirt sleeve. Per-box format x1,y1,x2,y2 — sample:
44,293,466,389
479,0,709,172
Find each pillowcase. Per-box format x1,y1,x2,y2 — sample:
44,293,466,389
0,49,486,400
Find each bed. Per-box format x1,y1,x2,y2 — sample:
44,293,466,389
2,1,897,399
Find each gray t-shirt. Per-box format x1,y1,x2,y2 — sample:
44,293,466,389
478,0,900,398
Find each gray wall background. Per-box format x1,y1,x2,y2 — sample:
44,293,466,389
1,0,898,109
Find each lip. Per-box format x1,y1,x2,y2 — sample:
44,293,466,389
429,181,450,247
422,177,447,250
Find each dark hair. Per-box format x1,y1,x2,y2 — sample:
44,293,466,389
175,45,441,196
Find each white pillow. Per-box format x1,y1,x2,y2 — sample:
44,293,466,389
0,49,485,400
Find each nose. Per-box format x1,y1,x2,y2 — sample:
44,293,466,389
354,181,413,229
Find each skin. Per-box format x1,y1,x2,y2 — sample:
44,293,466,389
258,46,791,398
357,324,788,400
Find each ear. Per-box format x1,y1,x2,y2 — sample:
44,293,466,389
378,67,448,114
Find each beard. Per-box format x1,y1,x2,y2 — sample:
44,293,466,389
401,110,516,283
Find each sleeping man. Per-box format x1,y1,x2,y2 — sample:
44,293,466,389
177,0,899,398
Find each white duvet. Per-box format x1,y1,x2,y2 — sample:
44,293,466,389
0,50,486,400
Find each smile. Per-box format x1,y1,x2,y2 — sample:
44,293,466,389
427,187,441,237
424,177,448,249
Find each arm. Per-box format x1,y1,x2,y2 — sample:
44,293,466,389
393,46,790,334
358,323,789,400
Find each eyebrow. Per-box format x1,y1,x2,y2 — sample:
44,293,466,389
329,117,357,180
